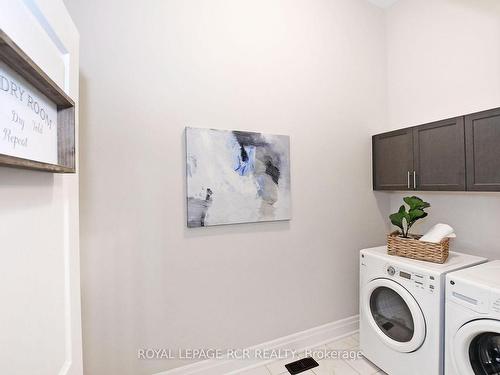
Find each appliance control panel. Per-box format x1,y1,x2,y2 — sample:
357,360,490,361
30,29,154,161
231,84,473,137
385,264,436,293
446,277,490,314
491,292,500,316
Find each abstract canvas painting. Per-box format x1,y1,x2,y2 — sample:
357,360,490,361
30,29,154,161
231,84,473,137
186,127,291,227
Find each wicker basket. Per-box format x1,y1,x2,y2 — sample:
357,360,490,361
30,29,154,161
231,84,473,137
387,231,450,264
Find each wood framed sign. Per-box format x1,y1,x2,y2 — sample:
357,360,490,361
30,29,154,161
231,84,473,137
0,29,75,173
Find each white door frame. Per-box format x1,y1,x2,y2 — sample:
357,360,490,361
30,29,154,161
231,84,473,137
0,1,82,374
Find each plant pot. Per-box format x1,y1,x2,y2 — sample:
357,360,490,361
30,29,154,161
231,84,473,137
387,231,450,264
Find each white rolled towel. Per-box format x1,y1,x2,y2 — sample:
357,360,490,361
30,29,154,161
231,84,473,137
419,223,456,243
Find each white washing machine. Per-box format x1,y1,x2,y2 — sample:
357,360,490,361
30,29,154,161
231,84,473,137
445,261,500,375
360,246,486,375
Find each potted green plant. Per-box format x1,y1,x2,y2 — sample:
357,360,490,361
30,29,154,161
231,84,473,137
387,196,449,264
389,196,430,238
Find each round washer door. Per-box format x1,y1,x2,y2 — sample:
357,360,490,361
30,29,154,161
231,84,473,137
363,278,426,353
453,319,500,375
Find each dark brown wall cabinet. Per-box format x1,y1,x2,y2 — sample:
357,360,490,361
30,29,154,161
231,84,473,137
465,108,500,191
413,118,465,191
373,129,414,190
373,108,500,192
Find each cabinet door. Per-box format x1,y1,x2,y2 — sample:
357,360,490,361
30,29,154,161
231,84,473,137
465,108,500,191
373,129,414,190
413,117,465,191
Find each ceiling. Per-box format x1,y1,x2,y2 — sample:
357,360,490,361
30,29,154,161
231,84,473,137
366,0,399,8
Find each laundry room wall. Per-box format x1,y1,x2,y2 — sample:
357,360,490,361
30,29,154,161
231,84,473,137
63,0,389,374
384,0,500,260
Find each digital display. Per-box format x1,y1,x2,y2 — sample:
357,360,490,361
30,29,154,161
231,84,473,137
400,271,412,279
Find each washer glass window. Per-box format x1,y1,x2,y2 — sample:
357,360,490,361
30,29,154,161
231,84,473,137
369,286,414,343
469,332,500,375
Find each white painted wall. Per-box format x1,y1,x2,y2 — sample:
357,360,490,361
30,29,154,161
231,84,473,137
385,0,500,260
63,0,389,374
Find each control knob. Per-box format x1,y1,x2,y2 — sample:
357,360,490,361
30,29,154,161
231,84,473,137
387,266,396,276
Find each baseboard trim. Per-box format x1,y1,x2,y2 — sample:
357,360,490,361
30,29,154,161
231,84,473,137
153,315,359,375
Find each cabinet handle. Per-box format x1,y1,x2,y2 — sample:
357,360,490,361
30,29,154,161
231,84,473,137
407,171,411,189
413,171,416,189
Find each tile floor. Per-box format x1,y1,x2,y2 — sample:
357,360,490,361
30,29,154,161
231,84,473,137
235,333,386,375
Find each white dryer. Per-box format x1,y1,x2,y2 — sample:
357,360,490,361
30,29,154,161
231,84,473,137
360,246,486,375
445,261,500,375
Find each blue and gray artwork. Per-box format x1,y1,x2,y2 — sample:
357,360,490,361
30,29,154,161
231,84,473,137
186,127,291,227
